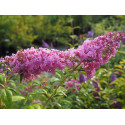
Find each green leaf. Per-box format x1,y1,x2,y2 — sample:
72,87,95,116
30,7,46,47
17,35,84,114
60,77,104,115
0,83,4,88
74,43,79,47
8,87,17,94
55,86,67,97
30,89,45,95
33,80,40,85
70,35,77,39
61,99,72,105
12,96,25,102
67,43,73,47
20,73,23,83
118,50,125,55
114,65,122,69
55,69,63,76
73,26,81,29
1,89,6,103
27,104,41,109
55,72,62,79
27,105,34,109
65,73,75,78
50,77,60,83
8,80,16,88
0,73,6,84
5,89,12,109
56,103,61,107
0,89,12,109
33,104,41,109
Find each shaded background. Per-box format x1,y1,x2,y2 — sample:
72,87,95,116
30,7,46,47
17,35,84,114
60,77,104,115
0,15,125,57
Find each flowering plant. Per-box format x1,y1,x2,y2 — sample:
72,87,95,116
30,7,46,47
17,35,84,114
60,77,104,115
0,31,125,109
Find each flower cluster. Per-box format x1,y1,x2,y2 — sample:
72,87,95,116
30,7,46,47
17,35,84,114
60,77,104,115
112,99,122,109
0,48,66,80
42,41,50,48
78,72,87,83
87,30,94,38
75,31,124,78
122,37,125,44
65,79,80,93
110,73,117,82
0,32,124,80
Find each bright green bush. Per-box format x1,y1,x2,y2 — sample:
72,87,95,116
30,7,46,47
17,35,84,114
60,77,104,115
93,15,125,36
0,15,37,50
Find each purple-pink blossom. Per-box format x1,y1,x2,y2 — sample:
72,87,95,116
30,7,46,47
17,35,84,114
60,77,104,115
79,73,87,83
0,31,124,81
32,100,42,105
121,37,125,44
87,30,94,38
42,41,50,48
110,73,117,82
93,80,100,98
65,79,80,93
112,99,122,109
